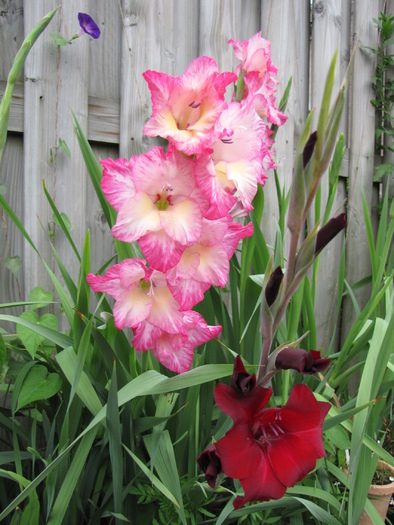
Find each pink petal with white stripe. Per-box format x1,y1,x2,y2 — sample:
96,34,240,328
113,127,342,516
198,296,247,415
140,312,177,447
100,157,136,210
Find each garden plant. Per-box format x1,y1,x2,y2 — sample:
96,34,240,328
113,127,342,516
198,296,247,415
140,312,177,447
0,7,393,525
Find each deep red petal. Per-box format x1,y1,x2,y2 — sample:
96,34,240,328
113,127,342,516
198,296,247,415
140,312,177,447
280,384,330,432
215,424,260,479
237,453,287,506
267,432,321,487
214,383,272,423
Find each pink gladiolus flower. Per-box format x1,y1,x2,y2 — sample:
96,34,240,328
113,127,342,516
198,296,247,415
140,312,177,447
101,147,209,272
195,96,275,219
143,57,237,155
86,259,184,334
167,217,253,310
133,311,222,373
229,32,287,126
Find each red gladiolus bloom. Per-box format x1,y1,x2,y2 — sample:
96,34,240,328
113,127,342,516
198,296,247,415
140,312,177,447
214,382,330,508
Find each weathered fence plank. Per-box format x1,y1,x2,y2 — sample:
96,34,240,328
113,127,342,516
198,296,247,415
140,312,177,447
261,0,310,250
23,1,59,301
310,0,352,351
341,0,381,347
0,0,24,321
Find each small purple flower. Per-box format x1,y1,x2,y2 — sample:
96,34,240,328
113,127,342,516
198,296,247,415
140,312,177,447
78,13,100,39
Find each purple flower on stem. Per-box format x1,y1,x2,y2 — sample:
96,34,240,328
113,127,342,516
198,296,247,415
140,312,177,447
78,13,100,39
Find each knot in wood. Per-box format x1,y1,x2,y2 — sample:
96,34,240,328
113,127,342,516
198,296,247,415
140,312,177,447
314,1,326,17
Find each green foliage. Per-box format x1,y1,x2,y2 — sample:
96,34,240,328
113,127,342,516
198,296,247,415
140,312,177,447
369,12,394,158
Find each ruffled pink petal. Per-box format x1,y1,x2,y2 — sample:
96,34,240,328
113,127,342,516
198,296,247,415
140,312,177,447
213,97,268,164
167,277,209,310
132,321,163,351
182,310,222,347
194,157,237,220
151,333,194,373
111,193,161,243
87,267,123,299
142,69,177,112
100,157,136,210
86,259,146,299
139,230,186,273
222,220,254,259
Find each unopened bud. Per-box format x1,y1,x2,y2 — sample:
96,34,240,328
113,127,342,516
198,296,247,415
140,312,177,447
197,444,222,488
315,213,346,255
231,355,256,394
303,131,318,169
264,266,283,307
275,348,330,374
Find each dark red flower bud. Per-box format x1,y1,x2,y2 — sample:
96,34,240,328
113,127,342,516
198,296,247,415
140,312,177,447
303,130,318,168
264,266,284,307
275,348,330,374
315,213,346,256
231,355,256,394
197,444,222,488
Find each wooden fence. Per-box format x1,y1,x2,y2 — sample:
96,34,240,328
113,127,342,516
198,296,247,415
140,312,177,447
0,0,389,353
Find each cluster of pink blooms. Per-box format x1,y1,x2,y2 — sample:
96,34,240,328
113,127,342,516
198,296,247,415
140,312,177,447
87,32,286,373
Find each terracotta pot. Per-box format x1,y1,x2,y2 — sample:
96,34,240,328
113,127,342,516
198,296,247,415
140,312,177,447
358,460,394,525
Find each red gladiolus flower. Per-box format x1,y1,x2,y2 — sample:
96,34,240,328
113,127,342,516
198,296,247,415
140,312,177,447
214,382,330,508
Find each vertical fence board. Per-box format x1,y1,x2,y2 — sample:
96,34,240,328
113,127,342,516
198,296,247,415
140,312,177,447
0,0,25,317
54,3,90,311
261,0,310,249
88,1,121,100
23,1,59,302
0,138,24,326
310,0,351,352
88,144,117,274
341,0,381,344
199,0,247,72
